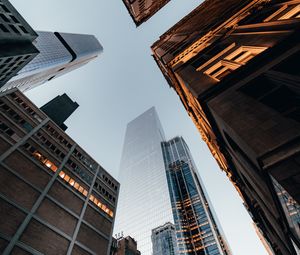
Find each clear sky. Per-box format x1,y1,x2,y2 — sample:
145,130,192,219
11,0,268,254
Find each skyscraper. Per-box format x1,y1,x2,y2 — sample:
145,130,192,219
151,222,179,255
0,0,39,89
1,31,103,92
0,89,119,255
40,93,79,131
114,107,174,255
162,137,231,255
121,0,171,26
152,0,300,253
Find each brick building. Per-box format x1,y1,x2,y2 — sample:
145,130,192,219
152,0,300,254
116,236,141,255
121,0,170,26
0,89,119,255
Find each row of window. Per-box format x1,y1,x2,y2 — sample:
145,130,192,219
44,124,73,149
0,120,20,142
94,180,116,204
10,92,43,123
0,100,33,132
22,142,114,218
102,173,118,191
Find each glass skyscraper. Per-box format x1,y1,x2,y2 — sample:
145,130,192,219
162,137,231,255
152,222,179,255
114,107,173,255
2,31,102,92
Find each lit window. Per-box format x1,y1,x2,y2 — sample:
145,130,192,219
69,178,75,186
264,4,300,22
59,171,65,178
203,46,267,81
83,190,88,196
74,182,80,190
89,194,95,202
63,174,70,182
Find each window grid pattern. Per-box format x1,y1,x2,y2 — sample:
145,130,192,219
0,90,119,255
162,137,231,255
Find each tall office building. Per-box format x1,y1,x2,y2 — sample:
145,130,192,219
151,222,179,255
152,0,300,253
0,0,39,89
162,137,231,255
121,0,171,26
40,93,79,131
0,89,119,255
114,107,174,255
1,31,103,92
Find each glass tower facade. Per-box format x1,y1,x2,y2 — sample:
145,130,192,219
162,137,231,255
114,107,173,255
152,222,179,255
2,31,102,92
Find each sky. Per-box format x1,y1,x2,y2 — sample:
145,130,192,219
10,0,268,254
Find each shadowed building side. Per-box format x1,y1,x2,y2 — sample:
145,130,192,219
152,0,300,254
40,93,79,131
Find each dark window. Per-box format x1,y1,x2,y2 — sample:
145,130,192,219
9,24,19,34
0,13,9,22
0,23,8,32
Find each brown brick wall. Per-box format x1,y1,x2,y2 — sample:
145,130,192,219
84,205,112,236
48,181,84,215
0,136,10,154
11,247,31,254
0,198,27,237
76,223,108,254
36,198,78,237
20,219,69,255
0,238,8,253
71,245,91,255
4,151,52,189
0,165,40,210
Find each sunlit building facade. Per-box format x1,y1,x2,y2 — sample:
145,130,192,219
162,137,231,255
0,89,119,255
114,107,173,255
121,0,170,26
152,0,300,254
2,31,102,92
151,222,179,255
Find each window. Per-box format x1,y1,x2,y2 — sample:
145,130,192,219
203,46,267,81
264,4,300,22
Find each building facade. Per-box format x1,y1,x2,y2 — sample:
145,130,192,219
121,0,170,26
0,0,39,89
162,137,231,255
2,31,103,92
115,236,141,255
0,89,119,255
40,93,79,131
114,107,174,255
151,222,179,255
152,0,300,254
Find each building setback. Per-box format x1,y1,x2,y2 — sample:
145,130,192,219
121,0,171,26
2,30,103,92
0,89,119,255
162,137,231,255
0,0,39,89
40,93,79,131
152,0,300,254
151,222,179,255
